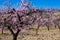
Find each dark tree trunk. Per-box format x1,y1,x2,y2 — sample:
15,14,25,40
13,34,17,40
2,27,4,34
36,25,40,35
7,26,20,40
46,25,49,30
55,25,57,28
57,25,60,30
47,26,49,30
12,30,20,40
45,24,49,31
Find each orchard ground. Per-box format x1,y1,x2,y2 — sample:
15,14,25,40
0,25,60,40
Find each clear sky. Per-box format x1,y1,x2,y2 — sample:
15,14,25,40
0,0,60,9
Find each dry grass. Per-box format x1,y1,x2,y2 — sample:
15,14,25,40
0,26,60,40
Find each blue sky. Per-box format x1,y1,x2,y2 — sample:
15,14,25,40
0,0,60,9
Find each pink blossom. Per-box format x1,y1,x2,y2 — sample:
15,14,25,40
12,18,17,23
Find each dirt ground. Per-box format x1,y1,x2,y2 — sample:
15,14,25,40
0,26,60,40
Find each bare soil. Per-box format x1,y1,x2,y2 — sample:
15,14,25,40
0,26,60,40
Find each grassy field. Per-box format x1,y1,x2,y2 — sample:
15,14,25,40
0,26,60,40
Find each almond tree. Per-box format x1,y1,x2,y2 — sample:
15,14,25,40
2,0,33,40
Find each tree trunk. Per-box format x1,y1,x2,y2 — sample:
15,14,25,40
2,27,4,34
7,26,20,40
13,34,17,40
47,26,49,30
36,25,40,35
45,24,49,31
55,25,57,28
58,25,60,30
